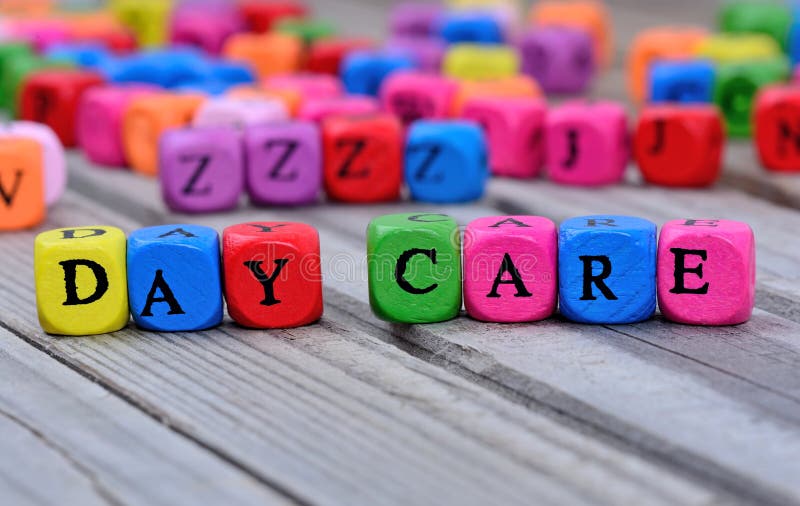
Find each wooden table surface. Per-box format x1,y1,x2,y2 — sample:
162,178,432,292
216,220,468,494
4,1,800,505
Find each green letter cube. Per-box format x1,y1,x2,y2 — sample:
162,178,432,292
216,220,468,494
367,213,462,323
719,2,792,50
714,57,789,137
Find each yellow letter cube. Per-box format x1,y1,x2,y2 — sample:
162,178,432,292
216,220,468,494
35,226,129,336
695,33,781,64
443,44,520,80
110,0,171,47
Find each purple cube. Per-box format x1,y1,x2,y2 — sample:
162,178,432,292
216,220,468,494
389,2,444,38
159,126,244,213
518,27,595,95
385,36,446,73
244,121,322,206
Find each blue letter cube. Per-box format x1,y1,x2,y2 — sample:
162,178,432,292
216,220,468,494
127,224,223,332
405,120,488,203
649,60,715,104
341,50,416,96
438,12,504,44
558,215,656,324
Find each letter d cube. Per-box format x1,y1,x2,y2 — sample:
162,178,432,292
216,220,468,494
35,226,129,335
223,222,323,329
559,216,656,324
657,220,755,326
367,213,462,323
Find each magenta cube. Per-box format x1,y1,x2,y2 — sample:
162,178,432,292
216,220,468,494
381,71,457,126
264,73,343,101
77,85,159,168
389,3,444,38
519,27,595,95
297,96,380,122
462,96,546,178
192,97,288,128
657,219,756,326
464,216,558,323
545,101,629,186
244,121,321,206
385,36,446,73
159,126,244,213
170,7,243,54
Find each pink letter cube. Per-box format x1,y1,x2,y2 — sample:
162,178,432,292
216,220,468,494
462,96,546,178
77,85,158,168
159,126,244,213
464,216,558,323
545,100,629,186
193,97,288,128
657,219,755,326
298,96,380,122
244,120,322,206
264,73,343,100
380,71,457,126
0,121,65,206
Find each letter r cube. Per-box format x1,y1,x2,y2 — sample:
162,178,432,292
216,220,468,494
35,226,129,335
223,222,323,329
657,220,755,325
367,213,462,323
558,215,657,324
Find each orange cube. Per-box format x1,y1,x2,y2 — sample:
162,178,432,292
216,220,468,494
627,27,708,103
0,138,44,231
223,33,303,79
122,93,206,177
452,76,541,116
530,0,613,68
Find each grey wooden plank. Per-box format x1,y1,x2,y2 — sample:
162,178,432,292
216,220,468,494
0,192,719,506
0,326,295,506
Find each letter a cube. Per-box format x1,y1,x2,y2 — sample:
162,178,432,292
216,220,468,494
0,138,45,231
558,216,657,324
35,226,129,335
128,225,223,332
464,216,557,323
658,220,755,326
223,222,323,329
367,213,462,323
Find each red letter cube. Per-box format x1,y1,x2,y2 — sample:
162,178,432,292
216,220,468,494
322,114,403,203
755,85,800,172
634,104,724,187
19,69,105,147
223,222,323,329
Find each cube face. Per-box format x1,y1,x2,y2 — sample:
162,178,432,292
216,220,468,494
649,60,716,104
405,121,488,203
19,69,105,147
223,222,323,329
341,51,417,96
0,138,45,231
462,97,546,178
626,27,708,103
545,101,628,186
128,224,223,332
464,216,557,323
123,93,206,176
559,215,657,324
159,126,244,214
719,2,791,51
298,96,380,122
657,219,755,325
530,0,613,68
755,86,800,172
380,72,457,126
634,105,724,187
367,213,462,323
244,121,322,206
443,44,519,81
192,97,289,128
35,226,129,335
438,13,504,45
322,115,403,203
389,3,443,38
518,27,595,94
223,33,302,79
0,121,65,206
76,85,157,168
714,58,789,137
